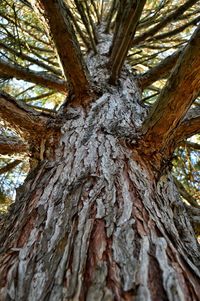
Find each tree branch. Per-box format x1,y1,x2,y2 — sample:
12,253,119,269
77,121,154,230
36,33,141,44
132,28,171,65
138,49,181,89
174,177,200,208
0,135,28,155
180,141,200,150
84,0,98,45
132,0,198,47
141,24,200,152
0,42,61,76
64,4,91,50
74,0,97,52
0,91,51,138
173,107,200,143
0,160,22,175
109,0,146,84
0,59,67,94
186,206,200,235
105,0,117,33
31,0,91,101
151,15,200,42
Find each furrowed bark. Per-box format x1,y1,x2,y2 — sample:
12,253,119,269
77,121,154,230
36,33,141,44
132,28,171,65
0,24,200,301
0,92,50,139
0,135,28,155
31,0,91,101
141,25,200,154
138,49,181,89
109,0,146,83
132,0,198,47
173,106,200,143
0,59,67,94
0,80,199,300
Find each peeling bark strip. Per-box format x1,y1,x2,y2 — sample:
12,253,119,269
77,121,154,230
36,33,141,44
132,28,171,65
31,0,91,100
0,92,50,138
0,73,200,301
142,24,200,152
0,59,67,94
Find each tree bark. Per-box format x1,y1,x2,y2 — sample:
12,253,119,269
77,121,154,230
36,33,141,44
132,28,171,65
0,74,199,301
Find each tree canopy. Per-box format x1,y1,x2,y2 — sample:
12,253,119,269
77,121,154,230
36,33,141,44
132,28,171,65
0,0,200,221
0,1,200,300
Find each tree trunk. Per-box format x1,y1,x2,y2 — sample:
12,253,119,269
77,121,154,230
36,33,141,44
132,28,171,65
0,76,200,301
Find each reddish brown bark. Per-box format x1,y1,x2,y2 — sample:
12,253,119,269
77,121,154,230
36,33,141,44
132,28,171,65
0,80,199,300
141,24,200,156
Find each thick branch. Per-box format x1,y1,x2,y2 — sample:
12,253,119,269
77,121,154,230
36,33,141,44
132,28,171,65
0,59,67,94
0,135,28,155
174,107,200,143
0,160,22,175
64,4,91,50
31,0,91,100
0,92,50,138
109,0,146,83
132,0,198,47
138,50,181,89
142,24,200,151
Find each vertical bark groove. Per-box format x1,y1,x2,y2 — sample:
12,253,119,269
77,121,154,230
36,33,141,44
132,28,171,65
0,75,199,301
0,56,199,301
